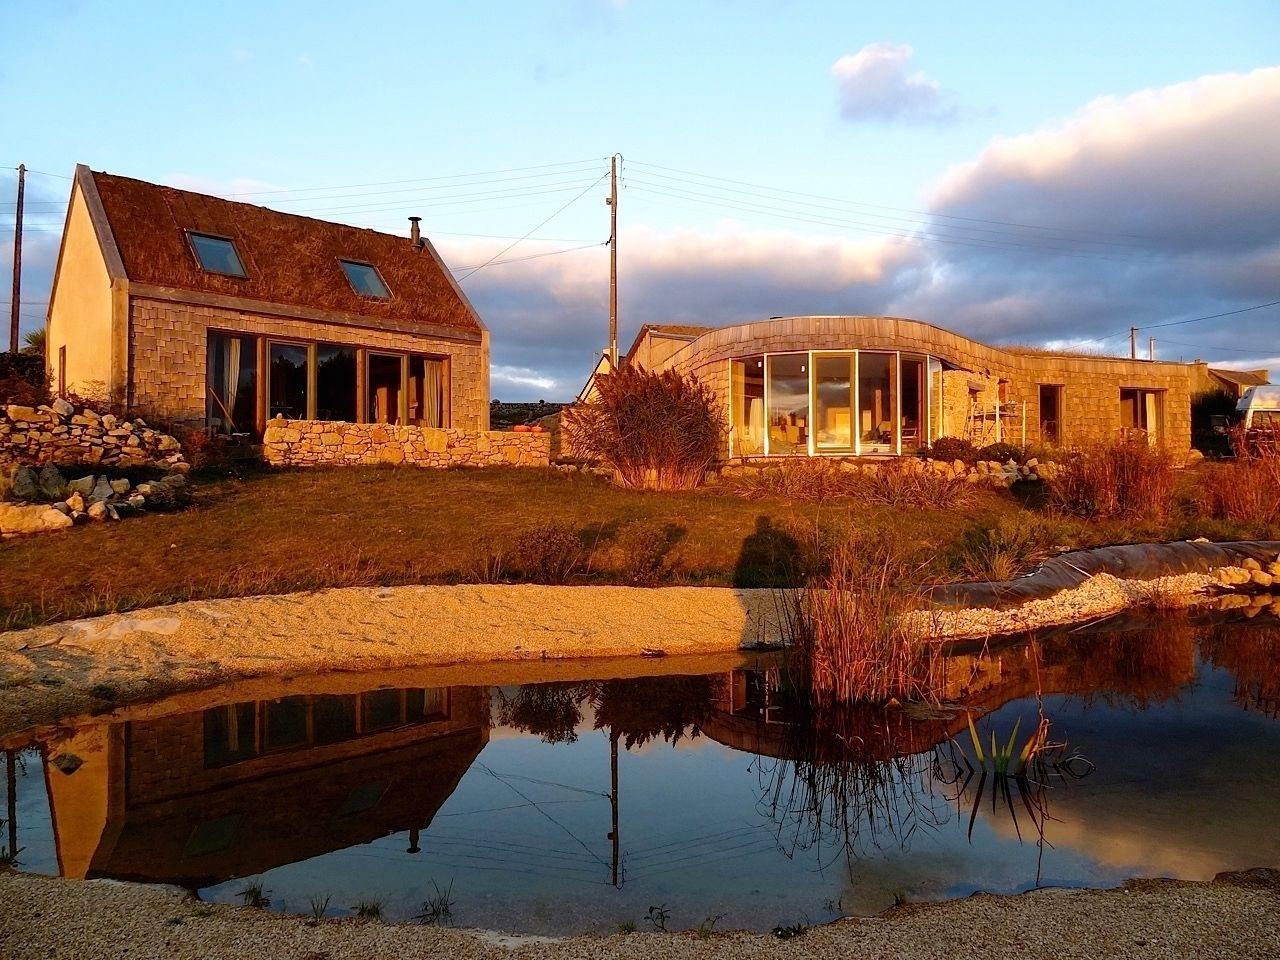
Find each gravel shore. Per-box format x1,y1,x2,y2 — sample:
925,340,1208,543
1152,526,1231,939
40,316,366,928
2,869,1277,959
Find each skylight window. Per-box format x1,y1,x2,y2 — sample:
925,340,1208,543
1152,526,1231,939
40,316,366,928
340,260,391,299
187,232,247,277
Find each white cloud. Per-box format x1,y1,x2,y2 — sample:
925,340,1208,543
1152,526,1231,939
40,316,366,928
491,365,560,395
830,43,956,124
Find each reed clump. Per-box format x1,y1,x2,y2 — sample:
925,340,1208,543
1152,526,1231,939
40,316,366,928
779,532,941,705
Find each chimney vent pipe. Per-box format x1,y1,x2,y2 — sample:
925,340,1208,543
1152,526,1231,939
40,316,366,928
408,216,423,249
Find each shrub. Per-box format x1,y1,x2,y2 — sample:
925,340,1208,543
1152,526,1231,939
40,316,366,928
562,366,723,490
511,521,586,584
727,459,854,502
950,513,1069,582
0,351,49,406
778,529,941,705
613,519,682,586
1046,439,1174,521
850,459,974,510
1198,427,1280,529
975,442,1023,464
922,436,977,464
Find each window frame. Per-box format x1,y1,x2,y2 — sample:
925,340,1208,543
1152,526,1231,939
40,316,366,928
186,231,249,278
338,258,393,300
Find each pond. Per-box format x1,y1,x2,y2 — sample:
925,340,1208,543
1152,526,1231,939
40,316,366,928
3,610,1279,935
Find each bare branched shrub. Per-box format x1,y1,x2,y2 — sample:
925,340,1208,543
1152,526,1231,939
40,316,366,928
562,366,723,490
1046,439,1174,520
779,531,942,705
510,521,586,584
729,459,971,508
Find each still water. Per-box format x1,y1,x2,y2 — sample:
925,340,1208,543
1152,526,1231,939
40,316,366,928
4,611,1279,934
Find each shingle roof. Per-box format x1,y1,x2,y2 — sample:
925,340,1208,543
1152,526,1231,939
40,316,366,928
1209,367,1270,388
89,170,482,332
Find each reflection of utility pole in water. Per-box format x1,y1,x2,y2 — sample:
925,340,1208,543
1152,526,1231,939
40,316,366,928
608,729,620,888
407,825,421,854
5,750,15,859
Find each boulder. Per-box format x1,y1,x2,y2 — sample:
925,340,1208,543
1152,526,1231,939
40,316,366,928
51,397,75,417
67,475,96,496
38,464,67,500
65,491,85,512
0,503,74,534
109,478,131,495
1251,570,1274,588
86,501,108,521
10,466,39,501
90,477,114,502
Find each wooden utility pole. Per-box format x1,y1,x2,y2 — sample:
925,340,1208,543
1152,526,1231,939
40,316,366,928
1129,326,1138,360
607,155,619,368
9,164,24,353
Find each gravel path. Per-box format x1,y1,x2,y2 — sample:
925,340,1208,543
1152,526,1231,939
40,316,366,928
2,870,1277,959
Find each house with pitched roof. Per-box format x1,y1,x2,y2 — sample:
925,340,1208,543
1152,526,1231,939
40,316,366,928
45,165,491,438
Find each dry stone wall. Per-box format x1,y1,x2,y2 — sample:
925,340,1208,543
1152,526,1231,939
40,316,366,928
262,417,549,469
1,399,188,471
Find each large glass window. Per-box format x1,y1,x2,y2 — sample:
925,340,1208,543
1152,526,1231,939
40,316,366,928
730,356,765,457
813,354,854,453
408,355,445,428
367,353,404,424
269,342,309,419
316,343,357,422
206,331,258,434
766,353,809,455
857,352,896,452
900,356,925,453
204,702,257,768
1121,388,1164,444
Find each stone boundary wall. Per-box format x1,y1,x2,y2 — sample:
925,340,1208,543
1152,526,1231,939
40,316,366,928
717,454,1058,487
262,418,549,469
1,400,187,471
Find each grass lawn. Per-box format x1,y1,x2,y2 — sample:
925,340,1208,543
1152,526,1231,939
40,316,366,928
0,463,1266,630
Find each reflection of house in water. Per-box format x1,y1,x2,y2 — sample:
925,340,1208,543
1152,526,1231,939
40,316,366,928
44,686,489,887
703,620,1200,763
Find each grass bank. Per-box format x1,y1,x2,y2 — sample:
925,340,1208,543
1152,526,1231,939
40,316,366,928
0,463,1271,631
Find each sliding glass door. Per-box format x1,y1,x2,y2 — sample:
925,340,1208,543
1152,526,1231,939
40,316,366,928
813,354,855,453
766,354,810,455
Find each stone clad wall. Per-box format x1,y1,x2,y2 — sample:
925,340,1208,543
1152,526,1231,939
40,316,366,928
128,296,489,431
1,400,186,470
661,316,1195,461
262,418,550,469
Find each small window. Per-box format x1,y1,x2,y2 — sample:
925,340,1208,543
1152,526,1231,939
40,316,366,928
188,232,247,277
340,260,391,299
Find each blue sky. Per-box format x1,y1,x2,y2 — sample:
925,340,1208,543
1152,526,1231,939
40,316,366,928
3,1,1278,399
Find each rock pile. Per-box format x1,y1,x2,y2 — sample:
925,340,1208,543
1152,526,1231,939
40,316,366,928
1,399,189,472
716,456,1059,488
1,463,189,535
1213,554,1280,590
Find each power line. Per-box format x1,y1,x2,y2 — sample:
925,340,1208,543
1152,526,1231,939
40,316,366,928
456,173,608,281
628,158,1160,245
1157,336,1280,357
1141,299,1280,331
448,241,604,274
631,166,1153,254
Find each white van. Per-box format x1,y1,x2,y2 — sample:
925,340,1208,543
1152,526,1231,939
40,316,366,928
1236,384,1280,429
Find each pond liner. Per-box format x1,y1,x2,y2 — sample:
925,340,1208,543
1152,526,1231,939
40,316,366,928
920,540,1280,611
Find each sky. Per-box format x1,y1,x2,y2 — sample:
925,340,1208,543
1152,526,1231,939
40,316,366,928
2,1,1278,400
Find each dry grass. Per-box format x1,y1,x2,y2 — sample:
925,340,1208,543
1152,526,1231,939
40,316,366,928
0,465,998,630
726,458,974,509
1046,438,1175,521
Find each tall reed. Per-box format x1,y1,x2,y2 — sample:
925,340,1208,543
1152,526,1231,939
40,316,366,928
779,533,941,705
1045,438,1173,520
